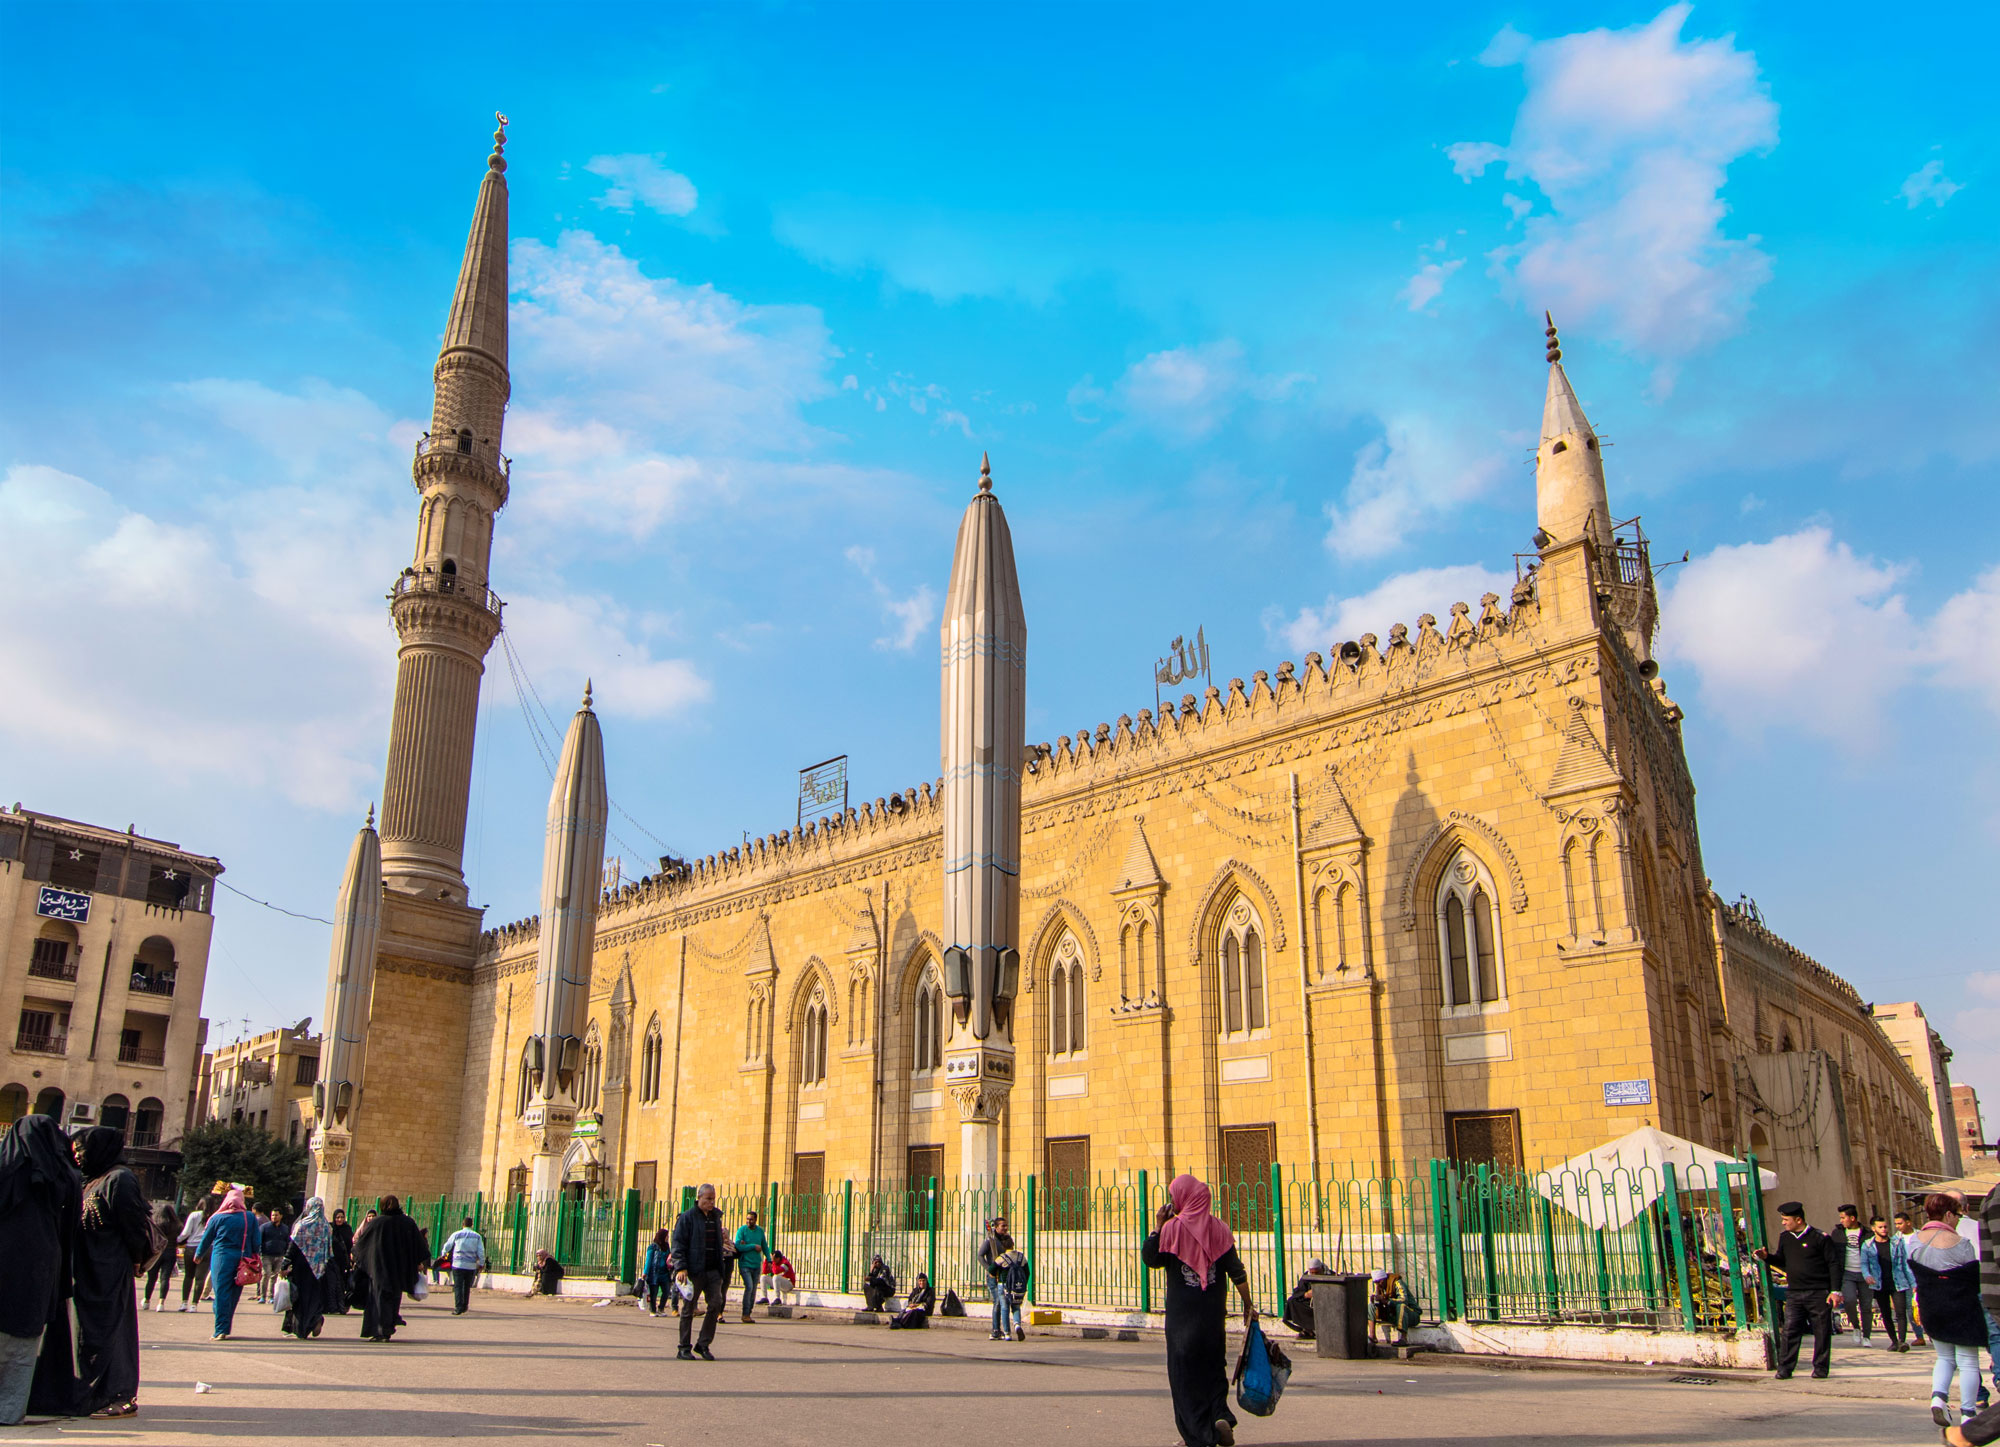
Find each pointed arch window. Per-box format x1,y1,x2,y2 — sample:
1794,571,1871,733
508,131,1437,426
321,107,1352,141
1049,932,1086,1058
1217,895,1268,1038
913,963,944,1074
1437,848,1506,1012
639,1014,663,1104
516,1040,536,1116
801,990,829,1087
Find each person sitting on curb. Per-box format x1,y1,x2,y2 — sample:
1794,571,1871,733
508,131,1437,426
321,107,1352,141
1370,1270,1420,1349
529,1248,565,1297
889,1273,935,1329
762,1250,796,1309
1282,1259,1328,1340
864,1255,897,1312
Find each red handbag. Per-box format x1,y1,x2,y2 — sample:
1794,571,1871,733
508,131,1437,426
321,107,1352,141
234,1215,260,1285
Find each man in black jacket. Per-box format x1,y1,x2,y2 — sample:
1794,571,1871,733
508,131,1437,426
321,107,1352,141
670,1183,731,1361
1755,1201,1845,1379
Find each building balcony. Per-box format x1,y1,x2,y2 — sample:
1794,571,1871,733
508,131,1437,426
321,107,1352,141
117,1043,166,1067
389,569,504,620
129,973,177,997
414,431,511,479
129,1128,163,1149
14,1030,67,1056
28,957,79,983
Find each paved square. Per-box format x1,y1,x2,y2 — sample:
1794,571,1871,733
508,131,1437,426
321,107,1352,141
0,1296,1946,1446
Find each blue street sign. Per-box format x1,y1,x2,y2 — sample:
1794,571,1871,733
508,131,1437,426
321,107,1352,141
1603,1078,1652,1106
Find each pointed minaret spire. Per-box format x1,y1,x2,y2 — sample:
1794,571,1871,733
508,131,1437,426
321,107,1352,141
311,807,384,1207
379,122,515,898
1534,312,1612,551
940,451,1026,1184
523,687,609,1221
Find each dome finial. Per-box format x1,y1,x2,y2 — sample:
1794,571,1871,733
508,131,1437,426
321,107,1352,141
365,802,375,829
1544,310,1561,365
489,111,509,173
582,677,593,709
978,452,992,493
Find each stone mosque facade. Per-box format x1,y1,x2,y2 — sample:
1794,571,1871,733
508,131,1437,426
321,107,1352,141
322,130,1942,1219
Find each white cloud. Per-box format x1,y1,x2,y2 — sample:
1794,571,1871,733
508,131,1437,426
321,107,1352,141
583,154,699,217
1403,258,1465,311
1108,340,1308,441
846,545,937,652
1658,527,1914,747
1449,5,1778,366
499,591,710,720
1270,564,1516,655
1322,414,1508,561
1933,564,2000,716
1898,159,1963,210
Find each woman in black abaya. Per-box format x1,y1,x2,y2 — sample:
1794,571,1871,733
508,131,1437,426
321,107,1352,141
281,1197,335,1340
325,1208,355,1315
353,1195,426,1341
0,1114,82,1425
71,1127,154,1418
1140,1174,1259,1447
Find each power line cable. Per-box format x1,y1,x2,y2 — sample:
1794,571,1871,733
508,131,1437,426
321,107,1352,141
217,878,333,926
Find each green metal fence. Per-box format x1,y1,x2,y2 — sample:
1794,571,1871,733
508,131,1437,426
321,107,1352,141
364,1155,1773,1338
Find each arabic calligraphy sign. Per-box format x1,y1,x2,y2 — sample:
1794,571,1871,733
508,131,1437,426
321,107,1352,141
1154,626,1212,711
36,886,91,923
798,755,849,829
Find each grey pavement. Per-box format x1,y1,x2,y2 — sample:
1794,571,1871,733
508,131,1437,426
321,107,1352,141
0,1297,1963,1446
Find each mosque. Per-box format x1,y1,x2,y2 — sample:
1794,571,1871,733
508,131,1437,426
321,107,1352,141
308,126,1941,1221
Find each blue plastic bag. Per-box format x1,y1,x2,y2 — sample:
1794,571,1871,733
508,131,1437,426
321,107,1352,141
1233,1318,1292,1417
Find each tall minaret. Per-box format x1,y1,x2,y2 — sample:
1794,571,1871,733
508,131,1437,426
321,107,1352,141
938,455,1027,1184
378,116,514,900
523,684,608,1218
311,808,383,1208
1534,314,1612,552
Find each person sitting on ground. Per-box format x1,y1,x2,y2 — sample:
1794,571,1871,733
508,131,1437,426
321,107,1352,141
1282,1258,1328,1340
864,1254,897,1312
1371,1270,1420,1347
889,1272,935,1330
529,1248,565,1297
762,1250,796,1308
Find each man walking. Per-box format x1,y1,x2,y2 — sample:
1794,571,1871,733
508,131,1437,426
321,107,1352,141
443,1216,486,1315
671,1183,731,1361
1861,1214,1913,1352
733,1209,768,1323
979,1215,1016,1342
1833,1204,1873,1343
258,1208,290,1304
1756,1201,1845,1379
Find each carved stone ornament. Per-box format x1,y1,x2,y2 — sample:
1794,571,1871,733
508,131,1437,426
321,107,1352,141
950,1079,1011,1123
311,1128,351,1172
1397,810,1528,931
524,1099,578,1156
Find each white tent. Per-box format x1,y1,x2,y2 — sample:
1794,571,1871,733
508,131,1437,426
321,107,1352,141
1534,1126,1779,1232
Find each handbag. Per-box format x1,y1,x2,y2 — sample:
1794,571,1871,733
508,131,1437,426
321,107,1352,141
1232,1319,1293,1418
234,1216,261,1285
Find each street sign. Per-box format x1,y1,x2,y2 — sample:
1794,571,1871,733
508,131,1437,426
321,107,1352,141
1603,1078,1653,1106
36,886,90,922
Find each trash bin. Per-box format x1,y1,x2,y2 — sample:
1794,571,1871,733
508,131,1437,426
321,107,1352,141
1307,1273,1370,1359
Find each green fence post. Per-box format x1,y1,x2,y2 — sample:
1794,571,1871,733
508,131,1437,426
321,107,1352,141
926,1176,939,1289
1270,1163,1287,1305
1537,1192,1562,1318
840,1180,853,1295
767,1181,781,1258
1024,1175,1038,1306
619,1187,641,1287
472,1191,484,1236
509,1194,525,1275
1428,1161,1455,1321
1661,1163,1696,1330
1475,1164,1498,1322
1638,1204,1659,1310
1742,1153,1775,1336
1593,1228,1611,1314
1139,1169,1152,1315
1715,1166,1750,1333
681,1184,696,1214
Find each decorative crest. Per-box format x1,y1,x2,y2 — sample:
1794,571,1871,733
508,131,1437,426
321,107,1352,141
1544,310,1561,365
978,452,992,493
582,678,594,709
489,112,509,172
365,803,375,828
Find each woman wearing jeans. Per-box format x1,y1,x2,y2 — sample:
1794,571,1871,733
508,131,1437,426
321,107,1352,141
1911,1193,1986,1429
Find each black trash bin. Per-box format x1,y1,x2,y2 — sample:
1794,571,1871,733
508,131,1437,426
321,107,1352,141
1307,1273,1370,1359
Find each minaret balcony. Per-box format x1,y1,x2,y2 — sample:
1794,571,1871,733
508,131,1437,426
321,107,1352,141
390,569,505,620
412,434,511,504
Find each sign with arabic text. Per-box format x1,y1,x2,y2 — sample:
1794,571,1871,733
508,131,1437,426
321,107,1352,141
1603,1078,1652,1107
36,886,91,923
798,755,849,828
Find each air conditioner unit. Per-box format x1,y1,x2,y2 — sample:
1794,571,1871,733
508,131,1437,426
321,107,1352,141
70,1101,97,1124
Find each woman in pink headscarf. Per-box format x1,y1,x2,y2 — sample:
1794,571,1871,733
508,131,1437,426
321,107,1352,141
1142,1173,1258,1447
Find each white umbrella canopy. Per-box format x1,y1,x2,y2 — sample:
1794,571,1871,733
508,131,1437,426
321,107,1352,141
1534,1126,1779,1232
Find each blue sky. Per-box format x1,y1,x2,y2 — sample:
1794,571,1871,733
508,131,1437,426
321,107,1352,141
4,3,1996,1118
